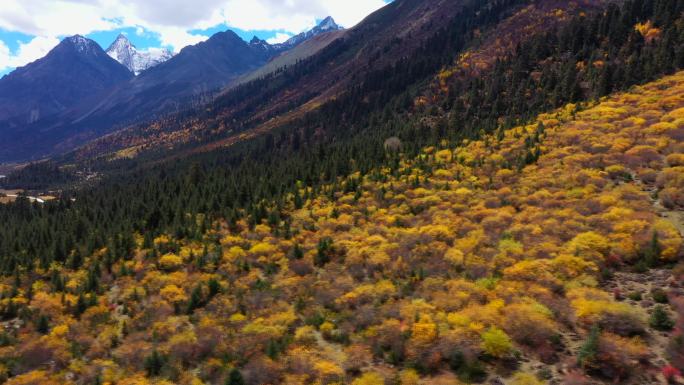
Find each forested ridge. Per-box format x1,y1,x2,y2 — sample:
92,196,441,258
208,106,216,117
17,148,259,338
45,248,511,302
2,68,684,385
0,0,683,384
1,0,682,274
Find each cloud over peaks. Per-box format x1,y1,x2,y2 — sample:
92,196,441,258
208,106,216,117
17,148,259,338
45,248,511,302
0,0,389,72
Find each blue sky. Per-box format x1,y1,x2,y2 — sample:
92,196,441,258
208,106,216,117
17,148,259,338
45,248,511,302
89,25,294,54
0,0,391,77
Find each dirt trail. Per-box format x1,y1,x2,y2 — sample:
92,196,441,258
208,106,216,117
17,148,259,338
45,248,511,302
314,331,346,364
656,199,684,237
611,174,684,384
635,171,684,238
605,269,673,382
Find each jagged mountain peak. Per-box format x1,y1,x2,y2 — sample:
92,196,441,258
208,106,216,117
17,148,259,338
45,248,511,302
250,36,267,45
249,36,273,55
318,16,341,30
275,16,344,50
207,29,243,43
106,34,174,75
108,33,134,50
0,32,132,133
61,35,100,54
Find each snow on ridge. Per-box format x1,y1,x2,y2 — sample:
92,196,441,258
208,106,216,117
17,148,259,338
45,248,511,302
67,35,97,53
106,34,174,75
274,16,343,50
318,16,339,31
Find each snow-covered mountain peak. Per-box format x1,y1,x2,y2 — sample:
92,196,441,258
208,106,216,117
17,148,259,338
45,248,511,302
249,36,273,54
318,16,341,31
109,34,134,51
274,16,344,50
65,35,98,53
106,35,174,75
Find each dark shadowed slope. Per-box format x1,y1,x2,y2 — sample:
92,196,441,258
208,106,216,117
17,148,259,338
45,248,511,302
0,35,132,130
0,31,274,162
71,0,472,161
0,19,347,163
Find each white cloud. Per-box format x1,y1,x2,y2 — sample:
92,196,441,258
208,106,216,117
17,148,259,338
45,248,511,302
13,37,60,66
218,0,388,33
220,2,318,34
0,0,390,69
0,40,10,73
0,1,117,38
267,33,294,44
318,0,388,28
0,36,60,72
151,27,209,52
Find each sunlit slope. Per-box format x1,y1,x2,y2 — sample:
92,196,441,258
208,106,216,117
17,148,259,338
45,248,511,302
234,30,346,87
5,72,684,384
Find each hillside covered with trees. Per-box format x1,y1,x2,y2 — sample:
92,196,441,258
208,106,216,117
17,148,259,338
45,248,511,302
0,68,683,385
0,0,683,384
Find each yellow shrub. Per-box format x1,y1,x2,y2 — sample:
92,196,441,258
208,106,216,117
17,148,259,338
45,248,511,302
435,149,453,162
565,232,611,261
399,369,420,385
648,121,677,134
314,360,344,381
666,153,684,167
351,372,384,385
5,370,61,385
509,372,544,385
481,327,512,358
159,253,183,271
444,248,465,267
160,284,187,304
249,242,277,256
411,315,438,344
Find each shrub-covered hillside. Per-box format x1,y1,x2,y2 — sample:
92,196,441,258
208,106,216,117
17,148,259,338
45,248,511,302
1,69,684,384
4,0,684,277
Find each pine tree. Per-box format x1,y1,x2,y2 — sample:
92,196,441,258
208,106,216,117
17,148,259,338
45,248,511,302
578,325,600,368
144,350,165,377
0,332,11,346
225,368,245,385
208,279,221,298
650,305,675,331
645,231,662,267
75,293,88,317
36,315,49,334
315,238,333,267
598,64,614,97
292,243,304,259
186,284,203,314
266,339,279,359
143,232,154,249
293,188,303,209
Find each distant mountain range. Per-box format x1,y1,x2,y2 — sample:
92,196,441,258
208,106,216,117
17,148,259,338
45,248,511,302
0,17,344,162
0,36,133,130
106,34,174,75
275,16,342,49
70,0,462,163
